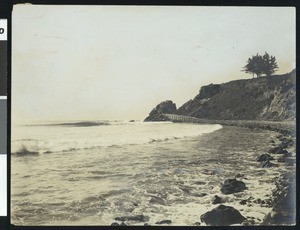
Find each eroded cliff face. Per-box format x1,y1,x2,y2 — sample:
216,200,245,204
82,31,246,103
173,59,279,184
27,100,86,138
175,70,296,121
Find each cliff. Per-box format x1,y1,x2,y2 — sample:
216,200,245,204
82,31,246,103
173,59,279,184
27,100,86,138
145,70,296,121
175,70,296,121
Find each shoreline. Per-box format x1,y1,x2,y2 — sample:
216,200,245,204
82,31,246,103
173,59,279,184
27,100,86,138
199,119,296,225
183,119,295,136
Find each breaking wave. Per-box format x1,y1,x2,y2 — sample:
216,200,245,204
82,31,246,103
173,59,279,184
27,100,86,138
12,122,222,156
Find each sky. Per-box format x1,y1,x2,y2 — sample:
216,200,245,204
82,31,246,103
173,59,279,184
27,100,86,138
12,5,296,122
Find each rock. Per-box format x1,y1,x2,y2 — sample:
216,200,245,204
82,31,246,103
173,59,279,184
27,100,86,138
268,146,288,154
262,172,296,225
254,198,262,204
239,200,247,205
155,220,172,224
278,138,294,148
220,178,247,195
200,205,246,226
261,160,278,168
212,195,223,204
144,113,171,122
269,140,275,143
144,100,176,122
194,222,201,226
120,222,127,226
115,214,146,222
256,154,274,162
111,222,120,226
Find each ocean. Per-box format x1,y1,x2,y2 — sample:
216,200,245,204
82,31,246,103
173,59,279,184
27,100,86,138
11,121,287,225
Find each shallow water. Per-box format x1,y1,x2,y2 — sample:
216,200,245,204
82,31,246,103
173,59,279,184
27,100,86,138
11,122,288,225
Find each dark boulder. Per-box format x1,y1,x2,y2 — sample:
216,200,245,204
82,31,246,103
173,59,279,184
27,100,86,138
200,205,246,226
110,222,127,226
256,154,274,162
111,222,119,226
144,100,176,122
261,160,278,168
239,199,247,205
155,220,172,224
212,195,223,204
268,146,288,155
220,178,247,194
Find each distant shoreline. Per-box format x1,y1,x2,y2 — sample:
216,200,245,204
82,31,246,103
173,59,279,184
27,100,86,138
193,119,295,136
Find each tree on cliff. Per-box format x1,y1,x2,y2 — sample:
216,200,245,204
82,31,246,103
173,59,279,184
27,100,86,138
262,52,279,76
242,52,279,77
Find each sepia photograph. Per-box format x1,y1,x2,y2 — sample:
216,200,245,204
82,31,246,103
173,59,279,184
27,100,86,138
11,5,296,226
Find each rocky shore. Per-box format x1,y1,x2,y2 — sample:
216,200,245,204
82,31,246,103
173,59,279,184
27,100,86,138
110,120,296,226
140,70,296,226
205,120,296,226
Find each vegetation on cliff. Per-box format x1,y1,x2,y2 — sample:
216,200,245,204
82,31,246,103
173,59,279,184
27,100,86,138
242,52,279,77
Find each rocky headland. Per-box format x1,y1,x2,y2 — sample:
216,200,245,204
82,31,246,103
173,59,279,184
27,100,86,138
144,100,176,122
145,70,295,122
